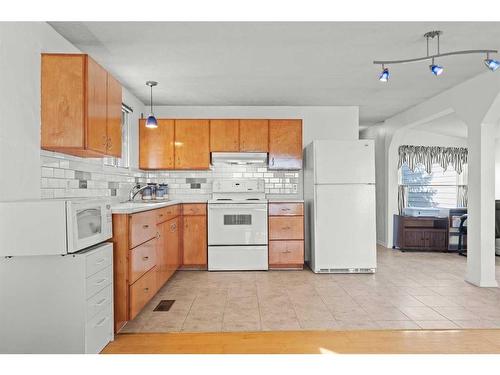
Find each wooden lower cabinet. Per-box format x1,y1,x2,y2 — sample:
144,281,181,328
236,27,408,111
112,204,183,333
182,214,208,269
269,241,304,269
157,217,180,287
129,266,157,320
268,203,305,270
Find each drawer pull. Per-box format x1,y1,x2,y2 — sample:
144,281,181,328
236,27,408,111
156,232,161,239
170,223,177,232
282,226,291,230
159,214,164,217
144,287,149,292
281,208,291,211
96,298,107,306
142,256,149,261
95,278,107,285
95,317,108,327
283,250,292,254
143,224,150,229
95,258,105,265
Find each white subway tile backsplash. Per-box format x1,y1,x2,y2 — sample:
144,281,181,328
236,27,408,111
40,151,303,200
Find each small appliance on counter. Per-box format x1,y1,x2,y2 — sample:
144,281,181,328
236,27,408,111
0,198,114,354
155,183,169,200
140,183,157,200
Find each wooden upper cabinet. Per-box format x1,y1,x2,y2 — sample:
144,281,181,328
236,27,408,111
139,119,175,169
174,120,210,169
210,119,239,151
106,74,123,157
86,57,108,154
239,119,269,152
268,119,303,170
41,53,122,158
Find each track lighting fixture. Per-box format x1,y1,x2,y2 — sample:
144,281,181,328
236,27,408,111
145,81,158,129
379,65,389,82
484,53,500,71
429,58,444,76
373,30,498,81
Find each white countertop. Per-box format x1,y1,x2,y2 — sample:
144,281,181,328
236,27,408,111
267,199,304,203
112,197,302,214
112,199,183,214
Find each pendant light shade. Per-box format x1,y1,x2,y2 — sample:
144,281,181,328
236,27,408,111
145,81,158,129
145,114,158,128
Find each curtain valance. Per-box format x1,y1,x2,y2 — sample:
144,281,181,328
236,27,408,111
398,145,468,174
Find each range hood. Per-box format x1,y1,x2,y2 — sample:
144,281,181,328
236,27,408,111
211,152,268,165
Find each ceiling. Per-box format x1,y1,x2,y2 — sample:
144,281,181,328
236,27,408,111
49,22,500,126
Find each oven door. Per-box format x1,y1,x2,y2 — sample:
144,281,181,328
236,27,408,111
208,203,268,245
67,200,113,253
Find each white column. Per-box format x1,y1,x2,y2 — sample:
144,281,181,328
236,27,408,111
466,122,498,287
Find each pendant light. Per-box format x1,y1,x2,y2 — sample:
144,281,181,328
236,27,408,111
145,81,158,129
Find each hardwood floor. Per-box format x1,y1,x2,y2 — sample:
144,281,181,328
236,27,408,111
102,329,500,354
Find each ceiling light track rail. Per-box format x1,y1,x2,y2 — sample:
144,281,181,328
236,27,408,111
374,30,500,82
373,49,498,66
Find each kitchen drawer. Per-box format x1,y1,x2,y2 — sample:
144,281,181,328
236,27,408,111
85,302,113,354
85,245,112,277
156,204,181,224
86,266,112,298
269,216,304,240
129,210,157,248
86,284,113,321
129,238,157,284
182,203,206,216
129,266,157,320
269,203,303,216
269,240,304,268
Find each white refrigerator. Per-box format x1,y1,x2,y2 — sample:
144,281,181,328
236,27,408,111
304,140,377,273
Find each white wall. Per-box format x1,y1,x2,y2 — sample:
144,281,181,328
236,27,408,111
0,23,145,202
0,23,80,201
154,106,360,146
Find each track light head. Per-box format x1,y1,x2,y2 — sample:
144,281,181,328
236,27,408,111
485,58,500,71
429,63,444,76
379,67,389,82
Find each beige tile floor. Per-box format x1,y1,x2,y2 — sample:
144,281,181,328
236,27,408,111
121,246,500,333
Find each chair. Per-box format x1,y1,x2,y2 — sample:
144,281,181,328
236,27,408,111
458,214,467,257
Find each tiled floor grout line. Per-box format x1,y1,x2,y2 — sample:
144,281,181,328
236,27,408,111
179,293,198,332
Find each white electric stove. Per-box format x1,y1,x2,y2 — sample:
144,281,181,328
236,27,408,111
208,179,268,271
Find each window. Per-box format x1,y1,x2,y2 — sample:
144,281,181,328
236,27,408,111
399,163,468,209
104,104,131,168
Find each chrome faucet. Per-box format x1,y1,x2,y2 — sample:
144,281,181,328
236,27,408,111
128,184,151,201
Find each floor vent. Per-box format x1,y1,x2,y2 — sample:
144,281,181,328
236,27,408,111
154,300,175,311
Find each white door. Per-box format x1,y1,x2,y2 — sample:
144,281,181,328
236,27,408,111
313,184,376,271
314,140,375,184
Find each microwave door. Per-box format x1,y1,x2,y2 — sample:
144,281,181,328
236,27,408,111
67,203,109,253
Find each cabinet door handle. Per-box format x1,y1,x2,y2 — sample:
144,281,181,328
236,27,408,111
143,224,150,229
143,256,149,261
271,157,275,166
144,287,149,292
159,214,164,217
95,317,108,327
170,223,177,232
96,298,107,306
156,232,161,239
102,135,107,146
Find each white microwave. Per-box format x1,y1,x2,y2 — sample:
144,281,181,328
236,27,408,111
0,199,113,257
